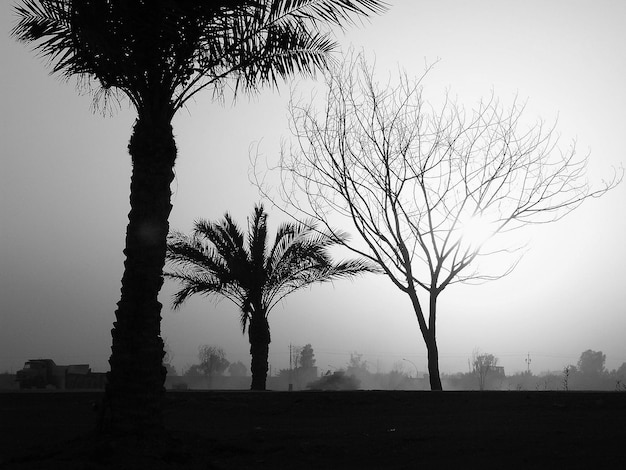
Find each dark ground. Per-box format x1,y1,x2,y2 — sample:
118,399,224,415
1,390,624,469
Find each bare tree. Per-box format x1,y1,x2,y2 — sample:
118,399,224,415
472,350,498,391
254,53,620,390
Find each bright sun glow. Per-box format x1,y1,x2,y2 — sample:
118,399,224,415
459,215,498,250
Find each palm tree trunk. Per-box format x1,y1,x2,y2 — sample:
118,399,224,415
249,314,271,391
106,112,176,435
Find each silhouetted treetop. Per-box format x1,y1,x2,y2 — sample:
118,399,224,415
300,344,316,369
13,0,388,115
577,349,606,376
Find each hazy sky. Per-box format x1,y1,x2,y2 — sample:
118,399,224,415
2,1,625,378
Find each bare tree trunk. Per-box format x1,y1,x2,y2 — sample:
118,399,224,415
427,290,443,390
426,333,443,391
106,113,175,434
249,314,270,391
407,288,443,390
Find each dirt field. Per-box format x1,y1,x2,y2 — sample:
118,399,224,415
1,390,624,469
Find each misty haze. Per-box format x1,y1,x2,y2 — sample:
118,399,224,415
1,1,625,468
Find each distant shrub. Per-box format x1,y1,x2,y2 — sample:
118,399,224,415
307,371,360,391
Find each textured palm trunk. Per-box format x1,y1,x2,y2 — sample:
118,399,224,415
249,314,271,391
106,112,176,434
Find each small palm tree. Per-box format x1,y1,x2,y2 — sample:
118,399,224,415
166,204,377,390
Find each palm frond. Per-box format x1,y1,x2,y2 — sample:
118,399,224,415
165,227,252,311
221,213,247,252
177,0,388,103
166,231,233,282
239,309,251,334
12,1,255,111
168,205,378,334
213,214,252,285
266,218,315,274
265,256,379,312
263,219,379,309
267,0,388,29
14,0,386,114
192,217,247,274
234,22,336,89
249,204,268,277
163,269,230,310
267,223,335,281
12,0,77,76
193,219,230,255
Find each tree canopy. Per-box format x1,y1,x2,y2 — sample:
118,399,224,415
166,204,377,331
13,0,388,117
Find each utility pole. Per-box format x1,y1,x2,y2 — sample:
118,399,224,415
402,358,419,379
525,353,532,374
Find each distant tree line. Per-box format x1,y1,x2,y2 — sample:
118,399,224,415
443,349,626,391
160,340,626,393
164,344,248,390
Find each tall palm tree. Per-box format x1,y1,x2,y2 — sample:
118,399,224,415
166,204,377,390
11,0,386,433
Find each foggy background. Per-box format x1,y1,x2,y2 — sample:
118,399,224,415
2,1,625,378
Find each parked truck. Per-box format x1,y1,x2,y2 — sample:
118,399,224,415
15,359,106,390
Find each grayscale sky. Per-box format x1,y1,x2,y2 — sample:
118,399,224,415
1,1,625,377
